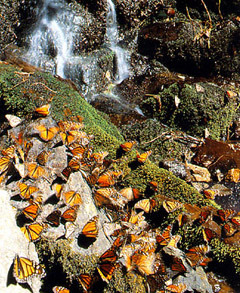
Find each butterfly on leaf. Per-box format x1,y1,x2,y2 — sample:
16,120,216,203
21,222,44,242
36,125,59,141
35,104,51,116
13,255,46,284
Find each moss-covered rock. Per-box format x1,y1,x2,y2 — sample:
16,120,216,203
139,82,238,139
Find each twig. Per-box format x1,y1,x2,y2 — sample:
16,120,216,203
142,132,170,144
30,82,57,93
9,80,28,90
218,0,223,20
200,0,212,26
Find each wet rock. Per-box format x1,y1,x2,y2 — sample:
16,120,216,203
160,158,190,180
176,266,213,293
138,20,240,78
0,189,43,293
187,163,212,182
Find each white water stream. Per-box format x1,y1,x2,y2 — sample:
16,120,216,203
105,0,130,84
25,0,74,78
25,0,130,93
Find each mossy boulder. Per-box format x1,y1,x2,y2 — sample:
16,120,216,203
140,82,238,139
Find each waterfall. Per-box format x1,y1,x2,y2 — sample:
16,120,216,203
105,0,130,84
25,0,74,78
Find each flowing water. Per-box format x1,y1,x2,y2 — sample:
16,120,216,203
24,0,130,97
25,0,75,78
105,0,130,84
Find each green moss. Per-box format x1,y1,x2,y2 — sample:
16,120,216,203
139,82,237,140
211,238,240,275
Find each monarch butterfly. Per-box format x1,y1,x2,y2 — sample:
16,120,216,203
1,145,15,158
166,283,187,293
27,163,45,179
119,187,135,201
156,225,172,246
61,205,79,222
202,227,217,242
78,273,92,292
18,182,39,200
36,150,50,166
203,189,216,199
134,199,156,213
223,222,237,237
166,235,181,249
231,215,240,226
162,200,182,213
97,170,122,187
36,125,59,141
94,188,117,207
63,190,82,206
125,251,156,275
120,141,137,152
46,210,61,227
217,209,235,222
52,286,70,293
171,257,187,273
81,216,99,239
69,144,86,157
186,244,210,267
97,262,116,283
62,166,72,179
136,150,152,164
35,104,51,116
13,255,46,283
22,203,39,221
53,183,63,199
0,155,12,173
21,222,44,242
68,157,80,171
91,151,109,164
100,248,117,263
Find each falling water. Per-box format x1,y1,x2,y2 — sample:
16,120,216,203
105,0,130,84
25,0,74,78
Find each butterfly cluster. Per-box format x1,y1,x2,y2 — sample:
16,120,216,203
3,105,235,292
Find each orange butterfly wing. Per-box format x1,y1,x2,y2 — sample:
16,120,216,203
36,125,59,141
52,286,70,293
61,205,79,222
35,104,51,116
18,182,39,200
81,216,98,238
22,203,39,221
21,222,44,242
27,163,45,179
78,273,92,291
63,191,82,206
